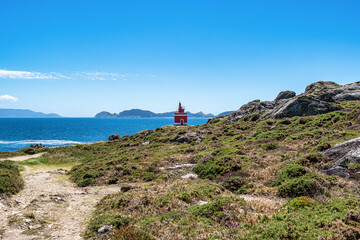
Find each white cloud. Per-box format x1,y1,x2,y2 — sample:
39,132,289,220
0,95,18,102
72,71,130,81
0,69,156,81
0,69,53,79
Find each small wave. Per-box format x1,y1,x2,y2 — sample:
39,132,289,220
0,140,82,145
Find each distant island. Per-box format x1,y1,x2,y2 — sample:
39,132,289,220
95,109,234,118
0,109,62,118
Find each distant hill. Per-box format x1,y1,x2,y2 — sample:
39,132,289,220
217,111,235,117
95,109,215,118
0,109,62,118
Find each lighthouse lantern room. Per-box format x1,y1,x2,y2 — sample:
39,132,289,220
174,102,188,126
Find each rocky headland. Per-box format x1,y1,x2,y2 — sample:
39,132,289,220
230,81,360,120
0,109,61,118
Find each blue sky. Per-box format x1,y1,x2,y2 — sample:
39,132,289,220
1,0,360,117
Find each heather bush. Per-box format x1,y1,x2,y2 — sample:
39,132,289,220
0,161,24,195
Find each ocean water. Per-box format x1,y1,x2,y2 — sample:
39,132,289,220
0,118,208,152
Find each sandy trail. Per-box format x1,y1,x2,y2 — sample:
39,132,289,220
1,153,46,162
0,157,121,240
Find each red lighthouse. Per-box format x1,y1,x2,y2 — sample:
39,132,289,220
174,102,188,126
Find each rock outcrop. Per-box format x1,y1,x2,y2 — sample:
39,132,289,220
275,91,296,101
108,134,121,141
321,137,360,178
230,81,360,121
262,96,342,119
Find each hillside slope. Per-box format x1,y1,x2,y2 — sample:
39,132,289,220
31,81,360,240
6,81,360,239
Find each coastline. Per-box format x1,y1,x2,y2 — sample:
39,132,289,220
0,118,209,152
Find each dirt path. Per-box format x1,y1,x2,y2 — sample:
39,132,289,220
0,160,121,240
1,153,46,162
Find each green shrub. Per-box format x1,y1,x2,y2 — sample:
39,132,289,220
193,159,224,180
278,174,322,197
110,215,133,228
221,176,250,193
271,164,323,197
23,148,36,155
189,201,223,218
290,196,313,208
270,164,306,186
0,161,24,195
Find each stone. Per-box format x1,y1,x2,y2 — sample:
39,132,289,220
167,164,195,170
322,137,360,166
29,224,42,230
191,200,208,206
185,132,199,137
275,91,296,101
98,224,113,234
230,100,274,121
175,136,189,143
181,173,198,179
320,137,360,178
108,134,120,141
333,82,360,102
49,194,66,203
195,137,203,143
321,165,350,178
268,96,342,119
142,141,150,146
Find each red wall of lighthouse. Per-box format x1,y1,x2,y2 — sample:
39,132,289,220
174,103,188,125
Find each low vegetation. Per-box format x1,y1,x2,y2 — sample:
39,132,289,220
0,161,24,195
4,100,360,238
240,197,360,240
84,182,252,239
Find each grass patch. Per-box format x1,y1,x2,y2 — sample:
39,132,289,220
240,198,360,240
0,161,24,195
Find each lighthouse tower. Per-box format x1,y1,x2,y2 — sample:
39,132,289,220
174,102,188,126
